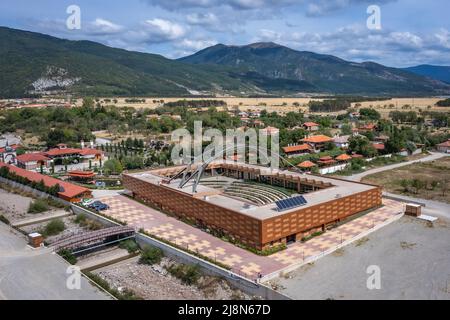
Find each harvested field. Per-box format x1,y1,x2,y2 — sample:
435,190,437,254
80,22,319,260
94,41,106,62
352,98,449,119
362,157,450,203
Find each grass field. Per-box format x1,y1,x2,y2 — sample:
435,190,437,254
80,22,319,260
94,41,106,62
362,157,450,203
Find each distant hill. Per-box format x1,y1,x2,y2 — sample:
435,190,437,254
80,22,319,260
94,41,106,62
0,27,258,98
403,65,450,84
180,42,450,96
1,27,450,98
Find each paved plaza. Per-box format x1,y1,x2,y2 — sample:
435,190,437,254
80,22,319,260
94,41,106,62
100,195,404,280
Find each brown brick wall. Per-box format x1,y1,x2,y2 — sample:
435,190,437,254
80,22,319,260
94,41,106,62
123,175,262,248
124,174,382,250
261,188,382,246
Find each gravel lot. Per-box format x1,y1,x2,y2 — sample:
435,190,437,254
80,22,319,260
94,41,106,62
0,188,33,221
93,257,251,300
274,216,450,300
0,187,69,224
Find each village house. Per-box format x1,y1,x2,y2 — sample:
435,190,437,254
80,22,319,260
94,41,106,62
437,139,450,153
260,126,280,136
0,163,92,202
282,144,312,158
372,142,386,153
303,122,320,132
44,143,104,165
302,135,333,153
16,153,50,171
333,135,351,149
0,144,20,164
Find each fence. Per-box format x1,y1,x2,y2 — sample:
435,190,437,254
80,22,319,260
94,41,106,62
71,204,290,300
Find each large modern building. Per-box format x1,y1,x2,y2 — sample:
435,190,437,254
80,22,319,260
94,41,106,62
123,160,382,251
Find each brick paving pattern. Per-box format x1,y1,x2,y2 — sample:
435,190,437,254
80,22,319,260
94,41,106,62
100,196,404,280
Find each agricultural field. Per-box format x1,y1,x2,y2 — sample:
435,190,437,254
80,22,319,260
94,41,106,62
79,97,321,114
352,98,449,119
362,157,450,203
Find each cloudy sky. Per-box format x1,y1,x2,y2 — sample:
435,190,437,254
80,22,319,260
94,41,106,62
1,0,449,67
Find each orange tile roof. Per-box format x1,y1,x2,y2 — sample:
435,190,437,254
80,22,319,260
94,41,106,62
302,135,333,144
0,163,91,199
45,147,83,157
45,147,103,157
16,153,50,163
78,148,103,156
282,144,311,153
68,170,96,178
303,122,319,127
335,154,352,161
297,161,316,168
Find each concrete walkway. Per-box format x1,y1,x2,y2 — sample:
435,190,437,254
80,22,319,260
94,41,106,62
11,210,72,228
346,152,448,182
99,195,404,281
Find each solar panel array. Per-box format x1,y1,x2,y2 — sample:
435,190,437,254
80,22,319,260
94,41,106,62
275,195,308,212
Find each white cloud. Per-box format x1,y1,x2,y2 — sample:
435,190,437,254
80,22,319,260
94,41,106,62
177,38,218,50
435,28,450,49
90,18,124,35
142,18,186,42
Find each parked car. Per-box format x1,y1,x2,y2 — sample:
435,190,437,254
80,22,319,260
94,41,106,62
82,199,96,206
89,201,110,211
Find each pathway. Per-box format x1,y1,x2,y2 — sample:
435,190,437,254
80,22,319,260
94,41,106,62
99,195,404,281
346,152,448,182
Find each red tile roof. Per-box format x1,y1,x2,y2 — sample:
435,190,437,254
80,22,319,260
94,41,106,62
437,139,450,147
0,163,91,199
78,148,103,156
45,147,83,157
16,153,50,163
372,143,385,151
282,144,311,153
351,154,364,158
302,135,333,144
45,147,103,157
303,122,319,127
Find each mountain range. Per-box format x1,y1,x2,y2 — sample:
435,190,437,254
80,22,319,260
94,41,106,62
1,26,450,98
402,65,450,84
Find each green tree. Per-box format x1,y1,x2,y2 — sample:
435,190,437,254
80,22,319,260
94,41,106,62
103,159,123,175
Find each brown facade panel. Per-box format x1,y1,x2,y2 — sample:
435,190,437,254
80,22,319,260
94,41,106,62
123,175,263,248
123,174,382,250
260,188,382,245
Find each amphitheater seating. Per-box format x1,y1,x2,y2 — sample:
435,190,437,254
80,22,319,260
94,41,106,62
199,178,292,206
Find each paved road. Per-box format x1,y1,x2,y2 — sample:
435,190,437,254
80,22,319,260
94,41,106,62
344,152,450,219
347,152,448,182
384,192,450,219
0,223,110,300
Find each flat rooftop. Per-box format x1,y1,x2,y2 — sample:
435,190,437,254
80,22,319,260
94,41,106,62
126,160,378,220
